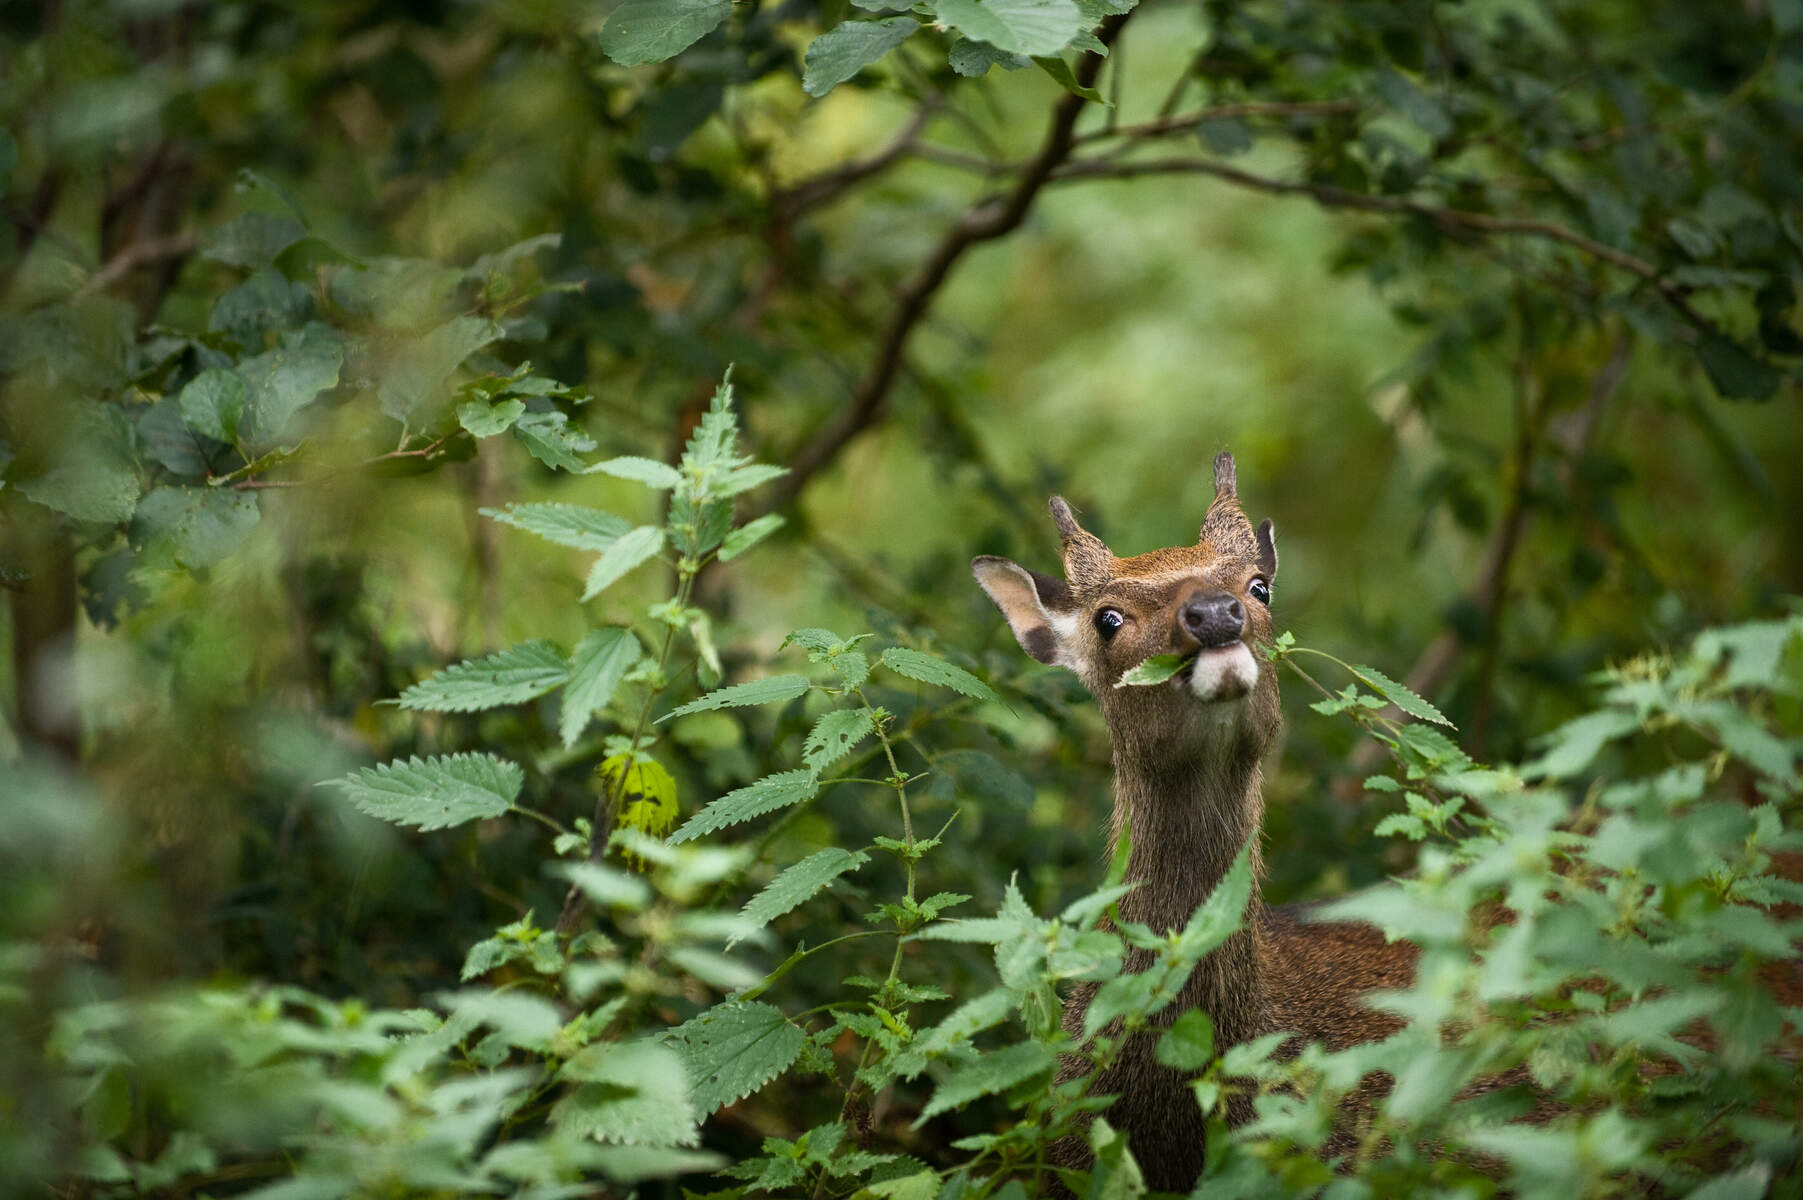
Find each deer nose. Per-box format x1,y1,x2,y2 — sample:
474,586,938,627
1179,590,1244,649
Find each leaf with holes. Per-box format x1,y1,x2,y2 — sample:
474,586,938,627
398,640,568,712
879,648,998,703
669,770,818,844
802,708,876,773
666,1001,805,1115
661,675,811,722
325,753,522,830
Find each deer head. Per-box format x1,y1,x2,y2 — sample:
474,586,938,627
971,452,1282,768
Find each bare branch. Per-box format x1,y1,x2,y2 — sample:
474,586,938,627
775,99,942,220
74,233,197,300
1073,100,1361,145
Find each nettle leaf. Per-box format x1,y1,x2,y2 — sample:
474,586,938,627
803,708,876,773
1117,653,1189,688
714,463,788,498
598,0,731,67
669,770,818,843
880,648,999,703
661,674,811,721
481,502,631,551
915,1041,1054,1124
397,640,568,712
131,487,260,569
719,513,784,561
556,1040,701,1146
667,1001,806,1115
934,0,1080,57
561,628,643,748
802,17,920,97
1348,663,1453,727
739,848,870,937
177,367,248,444
512,409,597,472
582,526,665,600
589,455,682,489
326,752,522,830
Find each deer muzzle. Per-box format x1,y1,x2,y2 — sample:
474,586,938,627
1178,590,1245,650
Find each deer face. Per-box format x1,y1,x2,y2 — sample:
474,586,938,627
972,453,1281,764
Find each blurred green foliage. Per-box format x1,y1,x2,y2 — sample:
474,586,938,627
2,0,1801,1195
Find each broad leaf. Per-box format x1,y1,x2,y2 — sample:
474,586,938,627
661,674,811,721
666,1001,805,1115
561,628,643,748
802,708,876,773
738,848,870,936
802,18,920,97
456,398,525,438
377,315,500,422
178,368,248,443
239,323,342,444
397,640,569,712
879,648,999,703
481,502,631,551
201,212,305,268
131,487,260,569
598,0,731,67
934,0,1080,57
669,770,818,843
582,526,665,600
326,753,522,830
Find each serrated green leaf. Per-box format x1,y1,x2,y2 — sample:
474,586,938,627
738,848,870,937
589,455,682,489
879,647,999,702
482,502,631,550
178,368,248,443
1348,663,1453,727
1156,1009,1215,1071
556,1040,701,1146
1033,54,1103,102
562,628,643,748
1116,653,1189,688
512,409,596,472
803,708,876,772
397,640,568,712
669,770,819,843
598,0,731,67
915,1041,1053,1124
935,0,1080,56
667,1001,805,1115
715,463,787,498
935,749,1034,806
131,487,259,569
802,18,920,97
719,513,784,561
325,753,522,830
583,526,665,600
661,674,812,721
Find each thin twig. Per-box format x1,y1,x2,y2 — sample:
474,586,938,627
73,232,197,299
1072,100,1361,144
775,99,942,220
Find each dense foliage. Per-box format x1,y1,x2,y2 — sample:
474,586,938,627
4,0,1801,1196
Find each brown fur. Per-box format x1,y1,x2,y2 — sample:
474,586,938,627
972,454,1416,1193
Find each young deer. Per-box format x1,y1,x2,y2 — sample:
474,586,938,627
971,453,1416,1192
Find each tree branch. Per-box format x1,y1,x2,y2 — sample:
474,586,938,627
775,99,941,221
1072,100,1360,145
74,233,197,300
750,15,1131,519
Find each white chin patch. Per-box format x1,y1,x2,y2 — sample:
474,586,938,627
1188,643,1257,702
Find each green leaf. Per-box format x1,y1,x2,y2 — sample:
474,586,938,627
512,410,596,472
719,513,784,561
201,212,306,268
178,368,249,443
397,640,569,712
666,1001,806,1115
738,848,870,936
589,455,682,489
1116,653,1189,688
948,38,1030,76
661,674,812,721
715,463,788,498
137,398,211,477
239,323,342,444
879,647,999,703
131,487,260,569
482,502,631,551
1524,708,1640,778
19,402,139,524
802,708,877,772
1682,1166,1773,1200
1699,334,1781,401
935,749,1035,806
802,18,920,97
1033,54,1104,102
1155,1009,1215,1071
934,0,1080,56
556,1040,701,1146
915,1041,1053,1124
582,526,665,600
668,770,818,843
456,397,525,438
325,752,522,830
598,0,731,67
377,315,501,422
561,628,644,748
558,861,653,910
1347,663,1452,726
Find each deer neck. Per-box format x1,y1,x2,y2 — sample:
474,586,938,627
1109,736,1269,1044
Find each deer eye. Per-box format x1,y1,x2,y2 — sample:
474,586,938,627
1094,608,1125,639
1248,578,1271,606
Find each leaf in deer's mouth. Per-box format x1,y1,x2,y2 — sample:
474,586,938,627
1115,653,1196,688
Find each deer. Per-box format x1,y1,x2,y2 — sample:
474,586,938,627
970,452,1418,1193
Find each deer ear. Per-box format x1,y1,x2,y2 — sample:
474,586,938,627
1256,519,1278,578
971,555,1082,670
